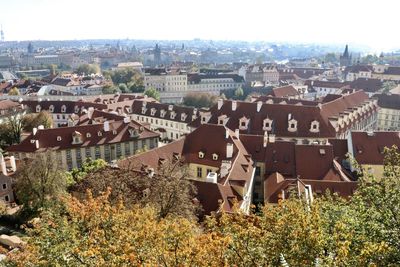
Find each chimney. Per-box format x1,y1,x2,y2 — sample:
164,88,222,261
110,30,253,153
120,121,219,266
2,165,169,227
226,143,233,159
263,131,268,147
0,154,6,176
1,158,6,176
104,121,110,132
232,101,237,111
168,105,173,111
35,140,39,149
257,101,262,112
217,99,223,110
88,107,94,119
269,134,276,143
123,117,130,124
235,129,240,139
9,156,16,172
32,127,38,136
225,129,229,139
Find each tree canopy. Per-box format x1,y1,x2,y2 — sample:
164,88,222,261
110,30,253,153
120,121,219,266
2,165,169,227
144,87,160,101
183,92,218,108
74,64,100,75
5,147,400,266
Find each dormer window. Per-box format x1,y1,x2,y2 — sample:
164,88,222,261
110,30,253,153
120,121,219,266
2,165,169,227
310,120,320,133
49,105,54,113
61,105,67,113
57,136,62,141
113,130,117,135
98,131,102,137
218,115,228,125
141,107,147,114
160,109,166,118
181,113,187,121
170,111,176,120
72,131,83,144
263,118,273,131
86,133,91,138
150,108,156,116
212,153,218,160
129,128,139,138
239,116,249,130
74,105,79,113
36,105,41,112
288,119,298,132
198,151,205,159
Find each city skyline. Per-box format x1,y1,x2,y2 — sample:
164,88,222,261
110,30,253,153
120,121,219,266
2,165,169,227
1,0,399,52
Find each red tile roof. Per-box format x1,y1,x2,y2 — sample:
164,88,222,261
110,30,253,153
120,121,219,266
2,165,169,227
350,131,400,165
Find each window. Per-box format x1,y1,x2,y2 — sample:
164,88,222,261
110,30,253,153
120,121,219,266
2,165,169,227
206,169,212,174
212,153,218,160
85,148,91,158
116,143,122,158
197,167,202,178
4,195,9,202
125,142,131,155
2,183,7,190
198,151,205,158
255,166,261,176
95,147,100,159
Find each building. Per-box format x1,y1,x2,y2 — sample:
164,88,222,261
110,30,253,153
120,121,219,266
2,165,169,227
7,114,159,171
187,73,244,96
0,153,16,204
189,91,378,141
269,85,302,98
0,100,26,125
305,80,347,98
376,94,400,131
130,101,199,141
119,124,255,214
344,65,373,81
372,65,400,81
347,131,400,178
241,64,279,85
340,45,352,67
144,68,188,103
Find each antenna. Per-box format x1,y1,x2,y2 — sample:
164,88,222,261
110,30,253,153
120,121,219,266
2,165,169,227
0,24,4,42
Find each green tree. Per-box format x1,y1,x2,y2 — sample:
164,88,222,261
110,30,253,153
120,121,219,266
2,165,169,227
118,83,128,93
234,86,244,99
183,92,218,108
102,84,117,95
67,158,107,185
8,87,20,96
75,64,100,75
144,87,160,101
14,152,68,214
22,111,53,132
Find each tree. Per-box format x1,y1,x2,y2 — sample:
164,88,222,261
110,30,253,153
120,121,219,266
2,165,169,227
102,84,117,95
0,115,23,146
67,158,107,185
72,159,199,220
22,111,53,132
8,87,20,96
14,152,68,214
183,92,218,108
118,83,128,93
74,64,100,75
144,87,160,101
234,86,244,99
5,190,228,266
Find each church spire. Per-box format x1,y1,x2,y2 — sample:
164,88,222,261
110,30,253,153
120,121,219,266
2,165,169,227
343,44,349,58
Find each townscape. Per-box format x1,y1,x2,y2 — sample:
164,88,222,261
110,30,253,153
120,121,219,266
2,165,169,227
0,1,400,266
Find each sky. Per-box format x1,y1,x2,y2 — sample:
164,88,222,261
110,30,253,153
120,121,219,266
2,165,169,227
1,0,400,52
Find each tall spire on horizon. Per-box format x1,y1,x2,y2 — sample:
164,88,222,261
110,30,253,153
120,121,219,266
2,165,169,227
0,25,4,42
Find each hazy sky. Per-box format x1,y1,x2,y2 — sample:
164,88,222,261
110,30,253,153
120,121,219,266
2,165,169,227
1,0,399,51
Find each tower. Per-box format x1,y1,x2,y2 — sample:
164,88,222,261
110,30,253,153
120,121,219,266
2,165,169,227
340,44,352,67
0,25,4,42
154,43,161,66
